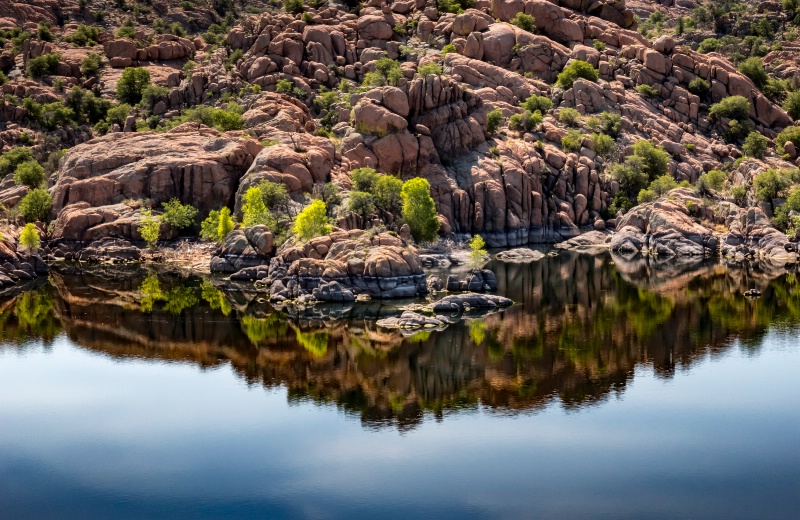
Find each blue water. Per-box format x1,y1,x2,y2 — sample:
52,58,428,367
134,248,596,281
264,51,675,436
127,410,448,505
2,329,799,519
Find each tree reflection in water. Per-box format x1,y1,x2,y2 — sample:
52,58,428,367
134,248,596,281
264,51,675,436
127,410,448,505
1,252,799,430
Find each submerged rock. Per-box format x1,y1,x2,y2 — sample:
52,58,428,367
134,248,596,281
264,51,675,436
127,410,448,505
445,269,498,292
431,293,513,312
495,248,545,262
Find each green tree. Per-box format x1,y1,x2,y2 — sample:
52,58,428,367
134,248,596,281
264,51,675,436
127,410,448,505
631,140,670,180
401,177,440,243
257,180,289,214
561,129,583,152
487,109,503,135
116,67,151,104
293,200,331,240
738,57,768,89
649,174,678,196
521,95,552,113
351,167,379,191
18,188,52,222
558,107,581,126
242,186,272,227
709,96,750,121
688,78,710,97
743,131,768,158
18,223,41,252
218,207,235,240
374,175,403,213
363,57,403,87
783,90,800,120
469,234,487,268
139,209,161,248
26,53,60,79
200,210,222,242
161,198,198,229
284,0,304,14
418,62,443,77
510,12,535,32
590,132,615,158
754,169,793,202
556,60,598,89
348,191,375,220
13,161,45,187
0,147,35,175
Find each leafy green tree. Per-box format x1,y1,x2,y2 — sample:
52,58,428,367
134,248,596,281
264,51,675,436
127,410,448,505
351,167,379,191
561,129,583,152
13,161,44,187
374,175,403,213
363,57,403,87
688,78,710,97
348,191,375,220
738,57,768,89
521,95,552,113
139,209,161,248
242,186,272,227
743,132,768,158
776,126,800,154
257,180,289,214
590,132,615,158
284,0,304,14
556,60,598,89
161,199,198,229
0,147,34,175
116,67,151,104
558,107,581,126
218,207,235,240
18,188,52,222
401,177,440,243
469,234,487,268
631,140,670,180
26,53,60,78
418,62,443,77
200,210,222,242
649,174,678,196
292,200,331,240
510,12,535,32
18,223,41,252
754,169,794,202
709,96,750,121
783,90,800,120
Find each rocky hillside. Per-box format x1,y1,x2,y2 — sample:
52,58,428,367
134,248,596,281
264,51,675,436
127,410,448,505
1,0,800,271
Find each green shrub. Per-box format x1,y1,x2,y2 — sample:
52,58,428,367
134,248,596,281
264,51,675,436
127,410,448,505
374,175,403,213
257,180,290,214
39,102,75,130
738,57,768,89
348,191,375,220
293,200,331,240
0,147,34,175
649,174,678,196
26,53,60,79
19,222,41,252
783,90,800,120
637,188,656,204
610,163,648,199
105,103,132,128
688,78,710,97
556,60,598,89
364,57,403,87
200,209,232,243
179,105,244,132
138,85,169,116
521,95,552,114
593,40,606,51
161,198,198,229
776,126,800,153
441,44,456,56
510,12,535,32
486,109,503,135
561,129,583,152
18,188,52,222
242,186,272,228
116,67,151,104
418,62,443,77
508,110,542,132
631,140,670,180
468,234,487,268
284,0,304,14
743,131,768,158
139,209,160,248
754,169,794,201
636,84,659,97
590,132,615,158
558,107,581,127
13,161,45,187
730,185,747,206
401,177,440,243
351,167,379,191
709,95,750,121
37,22,53,42
698,38,720,53
115,24,136,39
81,53,103,76
218,207,235,240
65,24,102,46
701,169,727,191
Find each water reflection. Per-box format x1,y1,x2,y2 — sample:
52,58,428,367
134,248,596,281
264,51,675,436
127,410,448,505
1,253,799,430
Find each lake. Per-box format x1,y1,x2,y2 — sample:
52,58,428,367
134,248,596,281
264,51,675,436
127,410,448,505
1,252,799,519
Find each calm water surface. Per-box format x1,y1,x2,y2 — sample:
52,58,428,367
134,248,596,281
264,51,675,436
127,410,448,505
1,252,799,519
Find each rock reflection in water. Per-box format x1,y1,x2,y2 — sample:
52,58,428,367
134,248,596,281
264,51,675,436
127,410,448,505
1,253,799,430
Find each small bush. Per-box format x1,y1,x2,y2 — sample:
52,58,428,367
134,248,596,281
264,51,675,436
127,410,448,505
242,186,272,228
649,174,678,196
702,169,727,191
590,132,615,158
509,110,542,133
351,167,379,191
18,188,52,222
441,44,456,56
418,62,443,77
561,129,583,152
558,107,581,126
348,191,376,220
709,95,750,121
730,185,747,207
738,57,768,89
116,67,151,104
688,78,710,97
556,60,598,89
698,38,720,53
66,24,102,46
81,53,103,77
593,40,606,51
161,199,198,229
637,188,656,204
754,169,794,201
115,24,136,39
374,175,403,213
139,209,160,248
27,53,60,79
0,147,35,175
636,84,659,97
258,180,289,214
13,161,45,187
486,109,503,135
293,200,331,240
631,140,671,180
19,223,41,252
401,177,440,243
776,126,800,154
284,0,304,14
364,57,403,87
468,234,487,268
783,90,800,121
521,95,552,114
37,23,53,42
743,131,768,158
510,12,535,32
